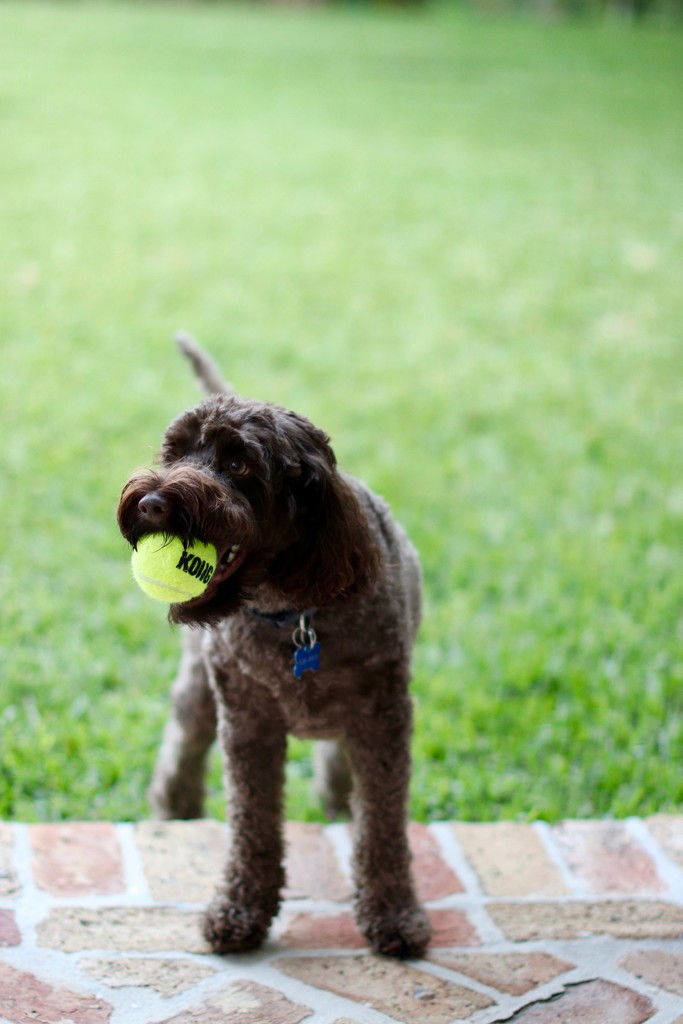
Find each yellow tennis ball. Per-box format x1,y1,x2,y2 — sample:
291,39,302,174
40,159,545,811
131,533,217,603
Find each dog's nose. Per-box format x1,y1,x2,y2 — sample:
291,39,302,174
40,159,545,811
138,491,171,528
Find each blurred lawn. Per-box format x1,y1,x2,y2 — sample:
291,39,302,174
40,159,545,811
1,0,682,822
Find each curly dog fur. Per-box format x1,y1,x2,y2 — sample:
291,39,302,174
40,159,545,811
117,336,431,959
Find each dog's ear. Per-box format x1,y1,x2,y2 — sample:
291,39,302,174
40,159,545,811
270,413,381,605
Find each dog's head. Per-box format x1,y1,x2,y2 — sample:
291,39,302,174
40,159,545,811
117,392,380,626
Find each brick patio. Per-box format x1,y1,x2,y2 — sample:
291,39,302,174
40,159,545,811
2,817,683,1023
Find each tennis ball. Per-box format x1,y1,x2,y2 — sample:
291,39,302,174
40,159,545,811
131,533,217,603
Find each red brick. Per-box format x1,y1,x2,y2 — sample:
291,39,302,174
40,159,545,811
431,951,574,995
647,815,683,870
453,822,568,896
284,823,352,901
281,911,366,949
408,824,463,901
158,979,311,1024
0,909,20,947
0,823,18,898
280,906,479,950
552,820,664,894
29,822,125,896
488,900,683,941
503,979,654,1023
0,963,112,1024
620,949,683,996
275,955,493,1023
428,907,481,947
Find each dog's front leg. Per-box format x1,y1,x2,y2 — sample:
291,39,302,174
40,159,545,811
203,675,287,954
346,693,431,959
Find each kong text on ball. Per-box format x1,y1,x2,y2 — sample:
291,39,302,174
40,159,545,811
131,533,217,603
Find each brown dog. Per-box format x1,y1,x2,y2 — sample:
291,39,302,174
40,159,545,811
117,336,431,958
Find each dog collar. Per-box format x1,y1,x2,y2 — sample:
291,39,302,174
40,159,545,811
244,606,320,678
244,606,317,629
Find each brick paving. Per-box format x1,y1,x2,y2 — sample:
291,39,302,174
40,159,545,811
1,818,683,1023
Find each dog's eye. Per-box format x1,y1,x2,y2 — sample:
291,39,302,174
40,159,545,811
228,457,248,477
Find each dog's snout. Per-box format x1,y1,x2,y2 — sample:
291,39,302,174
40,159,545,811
138,490,171,528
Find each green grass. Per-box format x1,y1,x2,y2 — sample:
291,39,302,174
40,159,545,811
1,0,682,823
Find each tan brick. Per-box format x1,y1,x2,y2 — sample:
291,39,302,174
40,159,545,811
430,951,574,995
29,822,125,896
276,954,493,1023
0,962,112,1023
136,819,228,902
503,979,654,1023
0,909,20,947
552,820,664,894
0,823,19,898
453,822,568,897
158,979,312,1024
138,821,351,904
489,900,683,941
647,815,683,870
620,949,683,996
284,823,352,901
81,957,217,997
36,906,210,954
408,824,463,901
428,907,481,947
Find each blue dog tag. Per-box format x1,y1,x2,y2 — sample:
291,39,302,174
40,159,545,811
293,641,321,678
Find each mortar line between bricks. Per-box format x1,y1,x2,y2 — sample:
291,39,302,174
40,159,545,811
627,817,683,898
278,898,356,920
533,820,584,896
430,822,484,896
10,823,33,890
290,889,683,913
481,892,683,907
414,954,514,1004
648,1009,683,1024
9,823,50,936
324,821,354,885
116,822,153,903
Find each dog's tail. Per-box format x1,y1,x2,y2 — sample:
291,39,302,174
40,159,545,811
175,332,233,396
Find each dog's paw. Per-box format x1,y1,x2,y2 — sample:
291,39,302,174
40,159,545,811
147,780,204,821
358,902,432,960
202,891,277,954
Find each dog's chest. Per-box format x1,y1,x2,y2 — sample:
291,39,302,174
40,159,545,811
205,614,383,737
